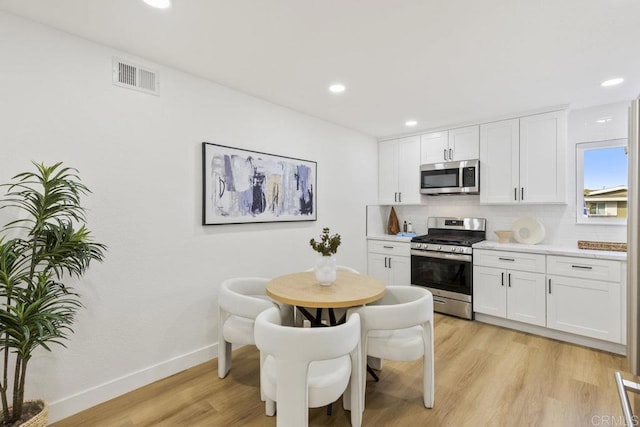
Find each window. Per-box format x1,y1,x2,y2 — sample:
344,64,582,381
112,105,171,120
576,138,627,225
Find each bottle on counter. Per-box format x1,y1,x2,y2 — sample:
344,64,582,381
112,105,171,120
403,221,407,233
407,221,413,233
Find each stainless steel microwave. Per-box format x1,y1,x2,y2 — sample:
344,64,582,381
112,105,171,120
420,159,480,195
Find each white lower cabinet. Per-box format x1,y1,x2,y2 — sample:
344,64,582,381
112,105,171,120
367,239,411,286
474,248,626,348
546,256,623,343
473,250,546,327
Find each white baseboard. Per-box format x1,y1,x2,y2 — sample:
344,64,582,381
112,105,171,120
48,343,218,423
475,314,626,355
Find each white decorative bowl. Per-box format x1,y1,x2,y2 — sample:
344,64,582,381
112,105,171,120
512,217,545,245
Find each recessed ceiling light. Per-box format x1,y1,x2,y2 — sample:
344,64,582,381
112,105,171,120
405,120,418,127
142,0,171,9
328,84,346,94
601,77,624,87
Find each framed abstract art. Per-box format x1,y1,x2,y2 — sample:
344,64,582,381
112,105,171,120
202,142,317,225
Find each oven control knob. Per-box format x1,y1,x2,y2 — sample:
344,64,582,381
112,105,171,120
437,246,442,251
451,247,457,253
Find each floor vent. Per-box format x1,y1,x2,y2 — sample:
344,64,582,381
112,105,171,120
112,57,159,95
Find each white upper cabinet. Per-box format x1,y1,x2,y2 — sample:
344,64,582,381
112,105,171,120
519,111,566,203
448,125,480,162
420,131,449,164
421,126,479,164
479,119,520,204
480,110,567,204
378,136,421,204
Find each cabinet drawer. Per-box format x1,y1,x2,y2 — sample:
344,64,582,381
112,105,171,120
473,249,545,273
547,255,621,282
367,240,410,257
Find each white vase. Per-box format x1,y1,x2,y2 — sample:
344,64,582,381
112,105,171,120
315,255,337,286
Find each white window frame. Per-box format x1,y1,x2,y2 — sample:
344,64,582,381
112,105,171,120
576,138,627,225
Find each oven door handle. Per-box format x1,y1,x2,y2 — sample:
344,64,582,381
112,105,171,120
410,249,472,263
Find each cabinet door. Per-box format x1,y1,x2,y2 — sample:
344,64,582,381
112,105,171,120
449,125,479,161
396,136,421,204
519,110,567,204
388,255,411,286
367,252,391,285
479,119,520,204
420,131,448,164
473,266,506,317
506,270,546,326
546,274,621,343
378,140,398,204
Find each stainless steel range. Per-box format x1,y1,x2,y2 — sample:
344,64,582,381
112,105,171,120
410,217,486,320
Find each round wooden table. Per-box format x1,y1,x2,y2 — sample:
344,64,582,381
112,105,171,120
267,270,386,384
266,271,386,308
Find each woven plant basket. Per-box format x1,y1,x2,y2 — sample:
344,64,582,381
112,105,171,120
8,400,48,427
21,400,48,427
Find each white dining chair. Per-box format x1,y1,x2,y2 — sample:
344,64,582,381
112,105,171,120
217,277,291,381
254,306,363,427
347,285,434,409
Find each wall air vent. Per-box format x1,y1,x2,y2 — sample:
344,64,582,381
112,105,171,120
112,57,159,95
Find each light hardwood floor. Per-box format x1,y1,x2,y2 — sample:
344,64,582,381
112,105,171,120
52,314,634,426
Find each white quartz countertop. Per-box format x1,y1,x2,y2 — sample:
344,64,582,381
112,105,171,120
367,234,413,243
473,241,627,261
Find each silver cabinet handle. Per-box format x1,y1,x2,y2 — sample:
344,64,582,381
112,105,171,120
571,265,593,270
384,257,388,268
521,187,524,201
508,273,511,287
548,278,551,294
383,245,394,249
501,272,504,286
399,192,402,203
394,192,397,202
514,188,517,201
499,257,515,261
389,257,392,269
449,148,453,160
443,149,448,161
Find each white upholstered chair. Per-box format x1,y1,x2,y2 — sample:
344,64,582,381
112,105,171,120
218,277,288,380
347,285,434,409
254,306,363,427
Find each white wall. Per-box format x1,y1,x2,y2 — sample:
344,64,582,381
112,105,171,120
376,101,630,246
0,12,378,422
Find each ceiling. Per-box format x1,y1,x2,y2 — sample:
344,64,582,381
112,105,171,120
1,0,639,138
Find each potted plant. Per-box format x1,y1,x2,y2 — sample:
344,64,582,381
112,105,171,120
0,162,106,426
309,227,341,285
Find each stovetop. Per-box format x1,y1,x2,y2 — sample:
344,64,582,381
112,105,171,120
410,217,486,255
411,233,485,247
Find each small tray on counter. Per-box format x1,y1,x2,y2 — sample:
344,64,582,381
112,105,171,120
577,240,627,252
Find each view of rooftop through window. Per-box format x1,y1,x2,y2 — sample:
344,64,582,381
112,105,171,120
582,144,628,219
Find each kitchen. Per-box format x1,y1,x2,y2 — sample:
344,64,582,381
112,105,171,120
367,102,629,352
0,1,639,425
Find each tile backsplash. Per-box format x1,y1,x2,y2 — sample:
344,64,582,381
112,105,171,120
368,199,626,246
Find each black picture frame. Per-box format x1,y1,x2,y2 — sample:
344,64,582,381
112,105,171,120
202,142,317,225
